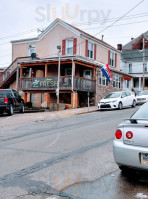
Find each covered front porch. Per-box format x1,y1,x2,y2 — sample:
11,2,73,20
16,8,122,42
19,58,96,108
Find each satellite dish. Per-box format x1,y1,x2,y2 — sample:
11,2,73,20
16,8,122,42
31,53,37,59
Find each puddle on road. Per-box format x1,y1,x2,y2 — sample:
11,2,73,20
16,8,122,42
60,170,148,199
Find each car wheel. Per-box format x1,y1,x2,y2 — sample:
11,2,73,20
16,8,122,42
8,104,14,116
20,104,25,113
118,102,123,110
132,100,136,108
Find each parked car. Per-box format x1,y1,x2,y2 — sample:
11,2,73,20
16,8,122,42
113,102,148,172
98,91,136,110
136,90,148,105
0,89,24,116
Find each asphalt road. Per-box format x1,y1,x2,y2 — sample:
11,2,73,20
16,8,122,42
0,107,147,199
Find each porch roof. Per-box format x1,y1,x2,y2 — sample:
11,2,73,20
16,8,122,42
18,55,133,78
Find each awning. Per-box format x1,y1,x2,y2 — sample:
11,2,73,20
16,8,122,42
123,76,131,81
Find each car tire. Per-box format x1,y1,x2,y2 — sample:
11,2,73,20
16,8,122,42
119,166,128,172
118,102,123,110
20,104,25,113
8,104,14,116
132,100,136,108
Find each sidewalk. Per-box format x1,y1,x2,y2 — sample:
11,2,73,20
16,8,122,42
56,106,98,118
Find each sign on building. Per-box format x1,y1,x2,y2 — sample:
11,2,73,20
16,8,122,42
32,78,58,88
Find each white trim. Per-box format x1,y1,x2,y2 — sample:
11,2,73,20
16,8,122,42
81,34,121,54
11,19,81,45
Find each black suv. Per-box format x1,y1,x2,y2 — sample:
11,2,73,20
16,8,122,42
0,89,25,115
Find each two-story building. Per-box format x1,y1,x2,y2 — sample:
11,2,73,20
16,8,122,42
0,18,132,108
121,31,148,91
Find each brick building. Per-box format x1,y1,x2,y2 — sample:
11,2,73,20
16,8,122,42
0,19,132,108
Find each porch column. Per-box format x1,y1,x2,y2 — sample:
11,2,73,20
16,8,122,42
139,77,141,91
45,64,48,78
92,68,95,80
72,60,76,90
20,65,23,78
131,78,133,88
71,92,78,109
22,93,27,103
44,93,50,108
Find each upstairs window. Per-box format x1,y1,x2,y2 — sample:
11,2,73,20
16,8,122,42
129,63,132,73
88,42,94,59
66,40,73,55
110,52,115,67
28,45,35,56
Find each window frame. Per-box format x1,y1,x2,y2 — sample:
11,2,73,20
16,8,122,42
99,71,108,86
87,41,94,59
113,74,121,89
110,51,115,67
66,39,73,55
65,68,72,76
129,63,132,73
28,45,35,56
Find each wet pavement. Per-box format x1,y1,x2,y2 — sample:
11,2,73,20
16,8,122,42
62,170,148,199
1,106,148,199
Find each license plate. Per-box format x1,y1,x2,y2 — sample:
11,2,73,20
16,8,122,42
141,153,148,164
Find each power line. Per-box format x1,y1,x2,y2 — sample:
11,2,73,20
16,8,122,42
93,0,145,36
76,11,148,26
82,19,148,31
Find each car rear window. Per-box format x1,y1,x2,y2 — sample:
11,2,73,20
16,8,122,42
131,103,148,119
0,90,12,97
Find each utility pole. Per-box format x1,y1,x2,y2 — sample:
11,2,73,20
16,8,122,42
143,37,145,91
57,45,61,105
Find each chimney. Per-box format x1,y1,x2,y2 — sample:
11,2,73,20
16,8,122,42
101,35,104,41
117,44,122,51
131,38,134,40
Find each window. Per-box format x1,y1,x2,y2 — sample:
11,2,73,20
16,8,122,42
110,52,115,66
113,74,121,89
66,40,73,55
144,63,148,72
99,71,108,86
28,45,35,56
83,70,92,79
129,63,132,73
65,68,72,76
88,42,94,59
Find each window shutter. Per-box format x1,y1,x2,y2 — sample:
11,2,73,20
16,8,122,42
94,44,97,60
62,40,66,55
115,53,117,67
73,38,77,55
108,50,110,65
85,40,88,57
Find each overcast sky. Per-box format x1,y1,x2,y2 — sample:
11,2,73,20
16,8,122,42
0,0,147,68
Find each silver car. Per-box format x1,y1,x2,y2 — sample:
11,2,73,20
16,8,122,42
113,102,148,171
136,90,148,105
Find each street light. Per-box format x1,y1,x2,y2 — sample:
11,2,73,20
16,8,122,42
57,45,61,105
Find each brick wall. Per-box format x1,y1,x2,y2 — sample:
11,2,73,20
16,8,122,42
95,68,123,104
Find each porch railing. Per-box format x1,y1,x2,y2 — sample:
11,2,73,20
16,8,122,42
21,76,96,92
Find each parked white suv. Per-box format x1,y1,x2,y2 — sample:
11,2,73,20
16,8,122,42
98,91,136,110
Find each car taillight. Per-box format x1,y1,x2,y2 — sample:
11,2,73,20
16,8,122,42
126,131,133,139
4,97,8,104
115,129,122,139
